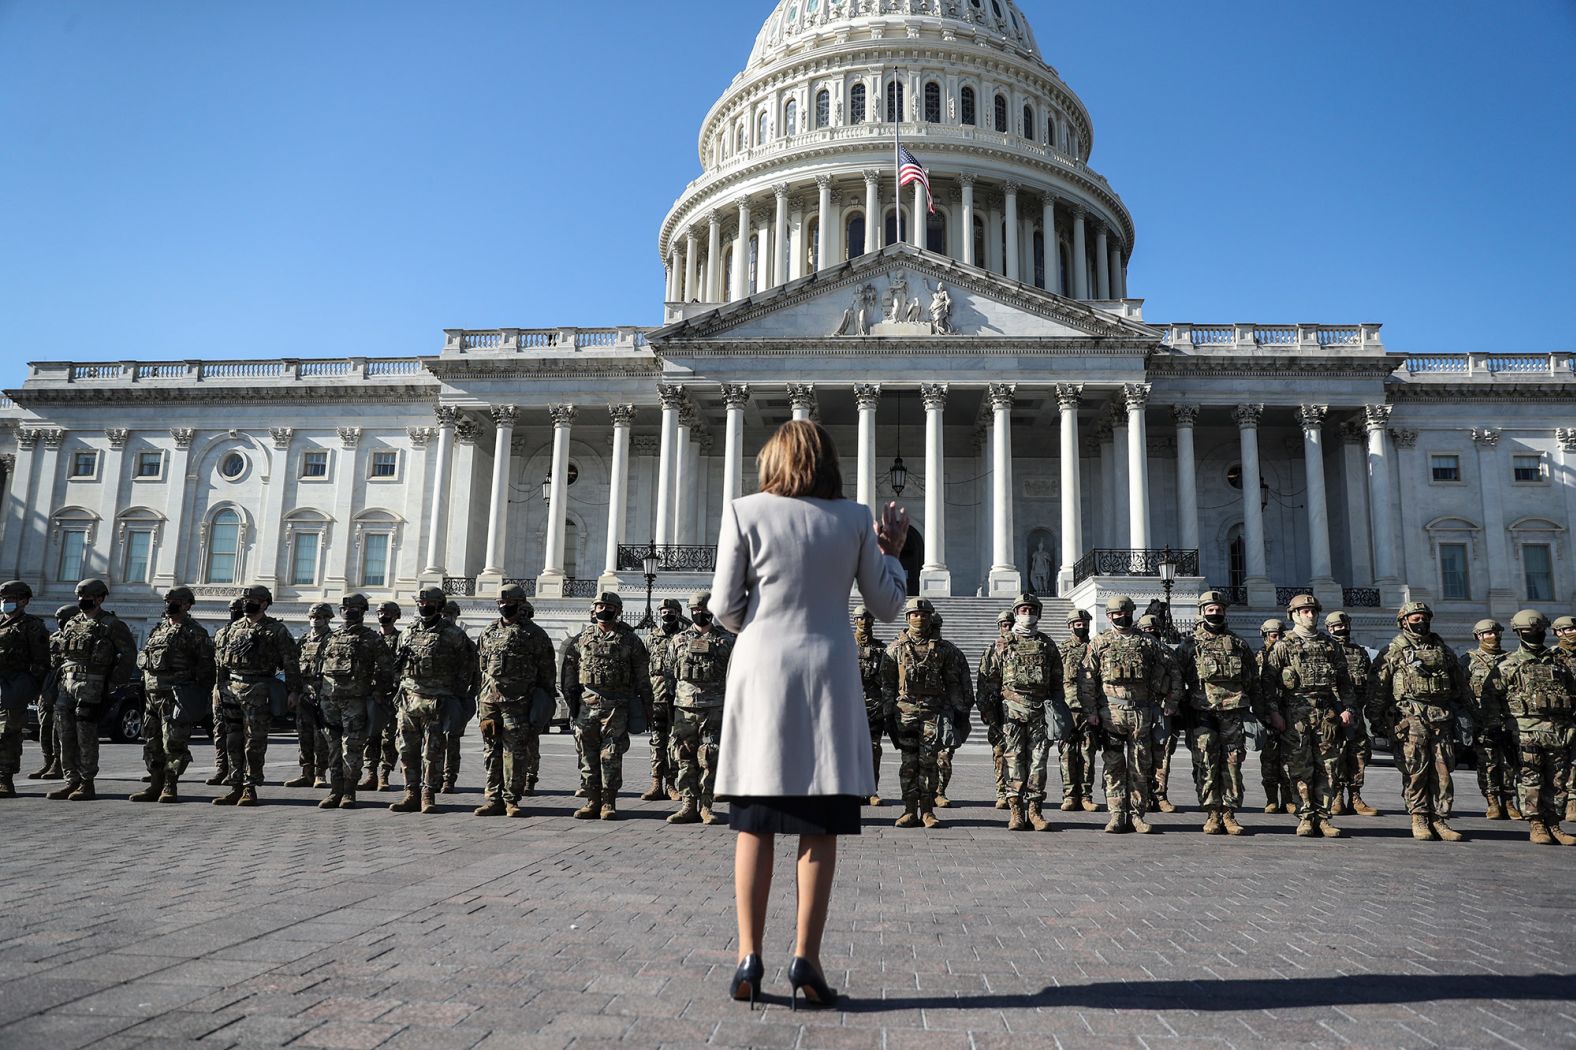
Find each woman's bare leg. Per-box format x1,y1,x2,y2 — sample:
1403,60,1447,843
792,834,838,967
734,830,774,960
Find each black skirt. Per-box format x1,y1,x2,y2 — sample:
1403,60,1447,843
727,795,864,836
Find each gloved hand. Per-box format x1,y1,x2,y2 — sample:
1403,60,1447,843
1242,718,1266,752
1454,713,1475,749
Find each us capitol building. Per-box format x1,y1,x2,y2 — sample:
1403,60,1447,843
2,0,1571,649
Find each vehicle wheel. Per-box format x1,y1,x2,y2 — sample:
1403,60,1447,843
113,704,145,745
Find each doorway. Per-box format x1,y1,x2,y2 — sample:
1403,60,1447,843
899,526,925,596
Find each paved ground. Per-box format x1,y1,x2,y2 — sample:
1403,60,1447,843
1,732,1574,1050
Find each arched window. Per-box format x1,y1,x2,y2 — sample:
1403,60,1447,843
846,212,867,258
993,93,1008,132
925,209,947,254
1046,115,1057,147
735,123,745,154
1033,229,1046,288
206,508,241,585
972,215,987,269
1022,103,1034,138
960,86,976,126
924,81,941,122
886,78,905,122
784,99,797,136
815,88,830,128
722,247,733,301
885,207,908,247
756,110,769,145
850,83,866,124
807,218,820,271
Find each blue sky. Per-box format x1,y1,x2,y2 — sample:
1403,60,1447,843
2,0,1573,375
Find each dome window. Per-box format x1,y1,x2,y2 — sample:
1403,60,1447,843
1022,103,1034,138
787,2,799,23
736,124,746,153
806,0,820,13
815,88,830,129
991,0,1003,17
960,86,976,126
850,83,867,124
885,79,905,123
1046,115,1056,146
784,99,798,136
757,110,768,145
993,93,1008,133
924,82,941,123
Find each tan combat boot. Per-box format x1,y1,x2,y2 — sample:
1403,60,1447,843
1103,812,1127,833
318,776,342,810
700,799,720,824
1221,809,1245,836
639,777,665,801
1155,796,1177,814
1026,802,1051,832
1317,820,1344,838
1263,801,1280,814
420,788,438,814
920,805,942,829
1130,815,1154,834
1528,819,1554,845
1484,798,1505,820
284,767,314,788
1059,795,1077,812
40,760,64,780
235,785,258,807
338,791,356,810
1081,797,1099,812
157,774,179,804
667,799,701,824
867,794,882,806
932,792,951,808
1566,800,1576,824
1410,814,1435,841
665,780,680,801
1006,798,1026,831
895,804,920,828
1295,817,1317,837
1549,823,1576,846
26,762,49,780
358,769,376,791
1504,796,1523,820
504,803,526,818
1349,794,1379,817
46,780,78,800
995,794,1009,810
205,763,229,787
1431,820,1464,842
599,800,619,821
572,792,601,819
473,798,506,817
66,779,95,801
129,776,162,802
1201,809,1223,835
212,782,243,806
1330,792,1348,816
388,788,421,813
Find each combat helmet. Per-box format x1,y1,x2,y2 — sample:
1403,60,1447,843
75,578,109,599
1197,589,1230,610
996,608,1013,626
853,604,872,620
499,583,531,604
1285,593,1320,615
1067,608,1092,625
594,590,623,612
243,584,273,604
55,604,78,623
308,602,333,619
1013,592,1042,615
377,600,402,618
0,580,32,601
1396,600,1433,626
1324,610,1351,628
903,597,935,616
1510,610,1548,632
1136,613,1161,632
1105,595,1136,615
1473,619,1503,635
657,597,683,614
1260,618,1285,636
163,585,195,606
688,591,711,614
417,584,445,604
1552,615,1576,633
340,593,370,612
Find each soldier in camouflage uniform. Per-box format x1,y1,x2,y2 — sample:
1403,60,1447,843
1176,590,1261,835
854,605,888,805
210,585,301,806
881,597,971,829
1256,618,1295,813
315,594,396,810
1461,619,1518,820
931,613,973,807
289,603,335,789
1554,615,1576,824
513,597,549,796
641,598,688,802
0,581,51,798
1138,613,1184,812
977,593,1070,831
46,578,137,802
1081,596,1168,834
561,592,653,821
28,604,75,782
205,597,246,786
360,601,403,792
473,584,557,818
1059,608,1099,812
1482,610,1576,844
980,608,1012,809
1325,611,1380,818
388,586,473,814
1264,594,1358,838
437,601,478,794
1374,601,1471,842
129,586,214,804
664,591,734,825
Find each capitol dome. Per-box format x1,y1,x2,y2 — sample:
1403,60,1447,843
659,0,1134,312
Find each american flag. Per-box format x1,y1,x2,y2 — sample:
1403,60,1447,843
898,146,934,214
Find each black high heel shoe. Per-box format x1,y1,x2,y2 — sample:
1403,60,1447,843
787,956,839,1011
729,954,764,1009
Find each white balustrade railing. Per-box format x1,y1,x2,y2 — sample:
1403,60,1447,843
135,364,187,379
70,364,124,380
298,360,352,377
1253,326,1296,345
200,361,285,379
1484,354,1546,373
574,330,617,348
1173,324,1382,351
1314,327,1361,346
364,358,422,376
460,332,503,349
1189,327,1233,345
1405,355,1469,373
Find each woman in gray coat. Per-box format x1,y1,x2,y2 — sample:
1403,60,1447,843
710,420,908,1009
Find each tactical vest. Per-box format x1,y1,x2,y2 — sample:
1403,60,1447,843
58,615,117,676
1097,633,1151,705
298,630,329,682
320,627,374,698
220,620,280,676
895,636,946,700
138,620,197,681
675,631,729,708
1280,637,1338,698
1464,649,1504,697
1191,631,1249,710
856,637,883,695
1000,636,1050,701
578,629,633,693
480,625,539,692
1394,638,1455,702
0,615,42,674
1504,654,1573,719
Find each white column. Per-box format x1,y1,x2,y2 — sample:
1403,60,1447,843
1125,383,1150,549
683,230,698,301
1235,404,1272,605
444,419,481,577
1070,207,1088,299
1096,416,1116,549
159,429,195,587
986,200,1003,274
854,384,880,518
755,216,771,293
826,189,843,265
860,171,881,255
1111,410,1129,548
772,183,790,284
1298,405,1339,605
788,197,805,280
1003,182,1020,281
733,198,751,301
1108,241,1123,299
665,252,676,301
1095,225,1111,299
1339,421,1374,586
788,384,816,422
538,404,575,594
960,173,976,266
705,210,722,301
422,406,456,576
480,404,517,583
911,180,925,249
919,383,950,595
987,383,1018,597
721,385,749,506
654,385,683,547
672,414,692,545
1364,405,1400,601
1056,384,1083,595
1173,405,1200,554
815,175,833,270
600,404,634,585
1472,428,1515,618
2,433,37,577
1043,195,1060,294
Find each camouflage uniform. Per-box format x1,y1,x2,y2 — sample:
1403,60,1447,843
211,586,301,803
1176,594,1261,834
664,592,734,824
642,599,688,801
1080,596,1168,833
1461,620,1517,819
978,610,1013,809
474,591,557,815
437,602,478,793
291,604,335,787
1058,611,1098,811
976,593,1070,831
361,603,403,791
314,595,396,808
130,588,214,802
49,579,137,800
1263,596,1357,836
880,598,971,828
854,606,887,804
1326,611,1379,817
205,597,245,786
1256,620,1294,812
931,614,972,806
1374,602,1470,840
561,592,653,820
0,581,51,796
1139,614,1184,812
390,588,474,813
29,606,75,781
1483,611,1576,845
1554,617,1576,823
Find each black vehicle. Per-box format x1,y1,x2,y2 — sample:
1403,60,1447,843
24,680,212,745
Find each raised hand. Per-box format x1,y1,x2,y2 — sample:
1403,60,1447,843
876,501,909,557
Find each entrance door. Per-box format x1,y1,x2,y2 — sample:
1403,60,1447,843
899,527,925,596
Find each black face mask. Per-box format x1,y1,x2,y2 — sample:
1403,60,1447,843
1110,614,1132,630
1517,629,1548,648
230,609,244,622
1330,627,1349,641
418,603,441,620
1404,619,1430,636
692,612,712,627
342,609,364,625
498,604,519,620
165,603,184,618
594,608,618,623
1202,613,1226,628
78,597,96,611
378,614,396,626
243,601,262,616
1070,624,1089,637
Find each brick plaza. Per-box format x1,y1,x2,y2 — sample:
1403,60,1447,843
1,733,1573,1050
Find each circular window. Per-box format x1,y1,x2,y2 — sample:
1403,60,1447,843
220,452,246,480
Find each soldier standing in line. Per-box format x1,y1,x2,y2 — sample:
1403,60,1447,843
561,592,653,821
1081,596,1168,834
360,601,403,792
1461,619,1519,820
289,603,335,789
1058,608,1099,813
1138,612,1184,812
210,585,300,807
1553,615,1576,824
28,604,75,783
437,601,478,794
665,591,734,825
561,621,592,799
473,584,557,818
854,605,888,806
46,578,137,802
1483,610,1576,845
0,581,51,798
931,613,972,807
1374,601,1472,842
1326,611,1380,817
641,598,688,802
513,597,551,797
389,586,473,815
315,594,395,810
977,593,1070,831
1264,593,1358,839
978,608,1013,810
129,586,213,804
1176,591,1263,835
1256,618,1294,813
880,597,971,829
205,596,246,786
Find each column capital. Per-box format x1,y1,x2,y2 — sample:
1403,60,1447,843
814,173,833,190
862,169,881,187
773,181,790,200
1470,427,1500,449
169,427,194,450
41,429,65,451
1558,427,1576,453
548,404,577,428
787,382,817,412
658,383,687,410
684,228,698,245
1388,428,1418,450
1362,404,1392,431
1339,420,1365,445
104,427,129,449
721,383,751,408
853,382,882,409
609,404,637,426
1296,403,1328,430
1067,202,1086,220
708,209,722,229
920,383,948,410
1054,383,1084,410
1171,404,1198,427
736,197,752,218
269,426,294,449
1002,179,1021,196
1232,403,1264,428
631,435,660,456
489,404,519,427
1094,417,1114,441
338,426,363,449
959,171,977,187
987,382,1016,410
434,404,459,428
406,426,436,448
454,420,479,445
1123,382,1151,411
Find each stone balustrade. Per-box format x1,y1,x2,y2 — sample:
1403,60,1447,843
1168,323,1384,352
1402,352,1574,376
442,327,653,353
37,358,426,385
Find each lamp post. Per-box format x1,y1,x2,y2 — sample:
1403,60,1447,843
637,541,659,629
1157,545,1179,643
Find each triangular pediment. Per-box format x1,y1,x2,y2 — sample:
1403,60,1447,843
649,244,1162,349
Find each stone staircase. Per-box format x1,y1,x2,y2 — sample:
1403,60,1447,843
848,594,1078,662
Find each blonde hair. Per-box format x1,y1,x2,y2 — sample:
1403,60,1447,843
756,420,844,499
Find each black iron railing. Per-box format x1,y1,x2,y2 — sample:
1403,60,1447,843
564,578,599,599
502,578,538,597
1208,585,1248,606
442,577,476,597
1343,587,1382,608
616,544,718,573
1071,548,1199,586
1275,586,1312,606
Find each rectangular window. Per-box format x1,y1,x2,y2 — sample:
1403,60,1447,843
1439,543,1470,600
1512,454,1545,482
206,520,240,584
360,533,390,587
1429,454,1460,482
300,450,329,478
368,450,398,478
58,529,87,581
134,451,163,478
290,532,320,586
69,451,97,478
1524,543,1554,602
123,530,153,583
